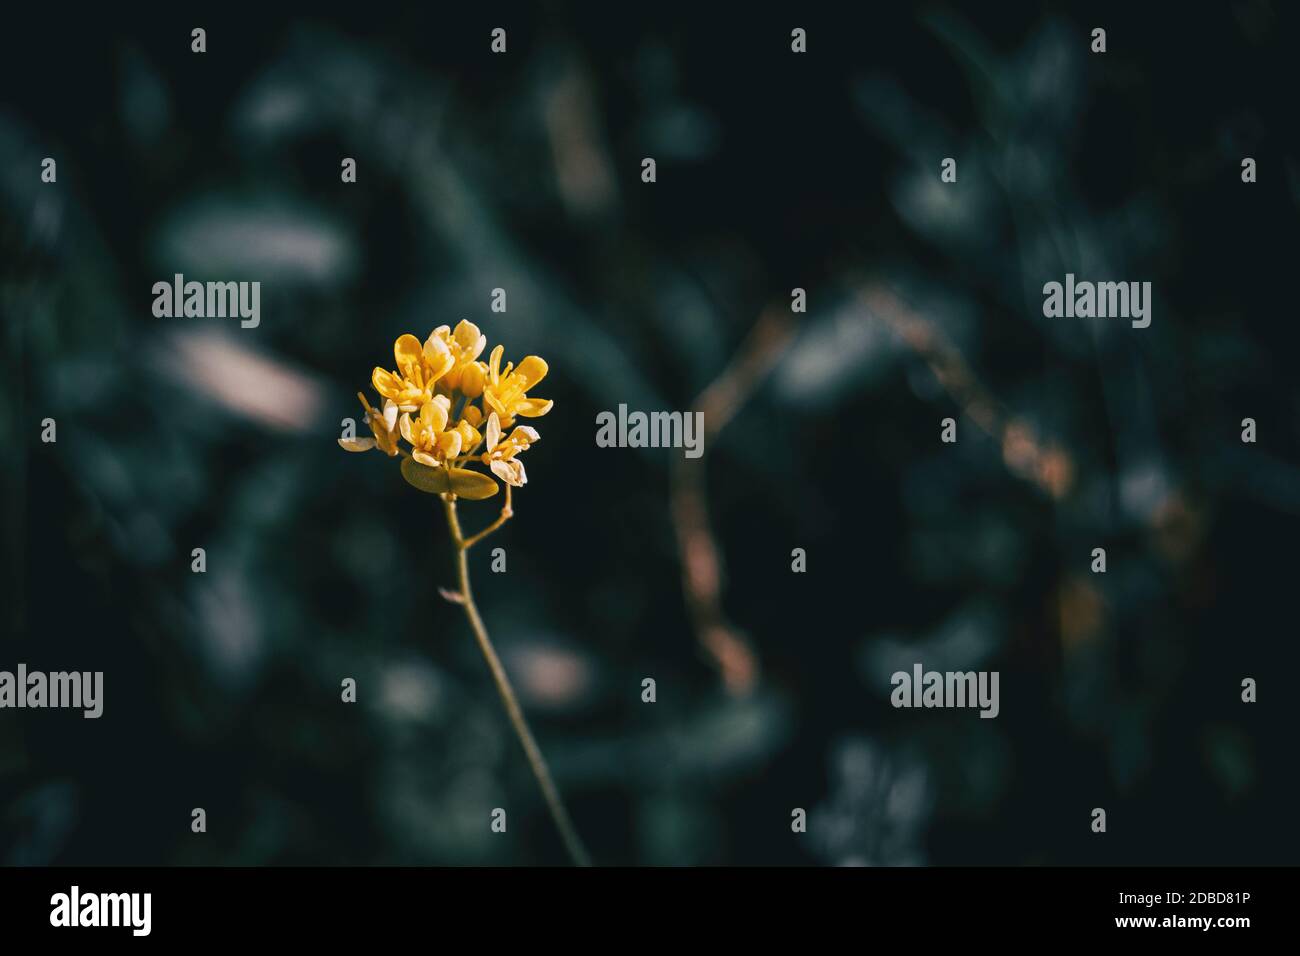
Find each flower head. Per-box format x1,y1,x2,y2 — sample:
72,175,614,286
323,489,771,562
344,325,551,500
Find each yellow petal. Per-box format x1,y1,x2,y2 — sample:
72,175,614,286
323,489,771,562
394,334,423,374
421,399,449,434
490,457,527,487
338,437,377,452
488,344,504,383
382,399,399,433
437,430,463,459
453,320,482,351
412,449,441,468
372,367,403,399
513,355,548,389
485,411,502,452
422,334,455,380
398,412,415,444
455,421,482,448
513,397,553,418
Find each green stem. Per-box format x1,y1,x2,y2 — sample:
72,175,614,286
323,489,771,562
441,495,592,867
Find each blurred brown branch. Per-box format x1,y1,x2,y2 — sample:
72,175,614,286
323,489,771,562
671,306,795,696
858,280,1074,500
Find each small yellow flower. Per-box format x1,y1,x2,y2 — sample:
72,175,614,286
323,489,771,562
483,345,553,427
372,333,455,411
480,411,539,487
399,396,457,467
431,320,489,398
338,392,401,456
450,417,484,459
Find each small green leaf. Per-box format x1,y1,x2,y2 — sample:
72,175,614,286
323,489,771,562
400,458,450,494
448,468,499,499
400,459,498,499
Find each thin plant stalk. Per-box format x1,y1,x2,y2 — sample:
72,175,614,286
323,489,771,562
441,488,592,867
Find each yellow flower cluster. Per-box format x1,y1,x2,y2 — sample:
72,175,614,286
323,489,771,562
339,321,552,498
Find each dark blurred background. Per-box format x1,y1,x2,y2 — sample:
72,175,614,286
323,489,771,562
2,2,1298,865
